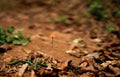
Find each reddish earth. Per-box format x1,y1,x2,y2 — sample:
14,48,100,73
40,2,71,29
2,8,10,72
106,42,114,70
0,1,120,77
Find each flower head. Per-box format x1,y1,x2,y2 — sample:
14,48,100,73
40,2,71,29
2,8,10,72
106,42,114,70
50,34,55,38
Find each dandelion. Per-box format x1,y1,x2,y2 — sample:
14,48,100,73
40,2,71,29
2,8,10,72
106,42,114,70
49,34,55,48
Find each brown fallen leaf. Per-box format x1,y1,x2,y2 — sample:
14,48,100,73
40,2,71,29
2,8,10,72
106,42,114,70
82,57,94,65
30,51,39,59
103,72,115,77
97,71,105,77
73,38,87,48
104,51,118,60
80,72,94,77
52,59,58,65
101,61,112,68
17,63,28,77
93,61,103,71
91,38,102,43
46,63,53,71
31,70,36,77
36,51,47,57
58,60,72,70
108,65,120,76
22,48,32,54
65,49,84,58
111,52,120,58
86,52,101,58
80,57,99,72
81,65,96,72
65,50,78,54
79,61,88,67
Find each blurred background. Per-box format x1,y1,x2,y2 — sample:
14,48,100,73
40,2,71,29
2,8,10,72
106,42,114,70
0,0,120,34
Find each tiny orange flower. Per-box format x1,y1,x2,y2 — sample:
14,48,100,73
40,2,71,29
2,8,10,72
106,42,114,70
50,34,55,38
49,33,55,48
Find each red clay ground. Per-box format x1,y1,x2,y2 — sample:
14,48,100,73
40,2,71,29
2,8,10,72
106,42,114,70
0,1,120,77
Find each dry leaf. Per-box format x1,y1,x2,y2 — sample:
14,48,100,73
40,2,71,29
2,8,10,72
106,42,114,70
52,60,58,65
79,62,88,67
73,38,87,48
65,50,77,54
17,63,28,77
36,51,47,57
30,51,39,59
80,72,94,77
31,70,36,77
86,52,101,58
46,63,53,71
108,65,120,76
58,60,72,70
22,48,31,54
101,61,111,68
91,38,102,43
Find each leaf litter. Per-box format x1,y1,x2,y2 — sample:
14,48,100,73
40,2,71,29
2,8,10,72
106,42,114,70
1,40,119,77
0,26,120,77
2,35,117,77
65,36,120,77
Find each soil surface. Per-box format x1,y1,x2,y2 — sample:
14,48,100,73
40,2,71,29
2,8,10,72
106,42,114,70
0,1,120,77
